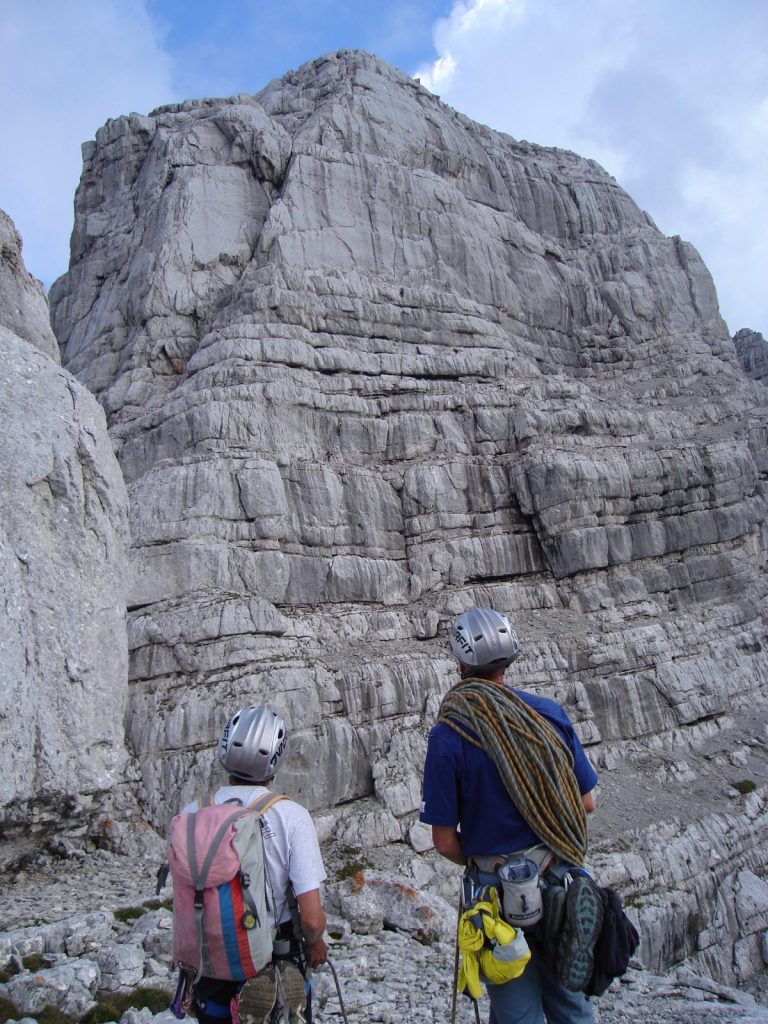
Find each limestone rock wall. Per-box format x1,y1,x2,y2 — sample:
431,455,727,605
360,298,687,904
0,209,59,361
49,51,768,980
0,211,130,866
734,328,768,385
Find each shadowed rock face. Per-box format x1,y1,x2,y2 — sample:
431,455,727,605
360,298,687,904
0,212,130,864
50,51,768,982
734,329,768,385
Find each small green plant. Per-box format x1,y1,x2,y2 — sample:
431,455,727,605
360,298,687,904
733,779,757,795
0,996,18,1024
336,845,372,881
35,1007,76,1024
337,857,372,880
0,969,12,984
22,953,45,972
113,905,146,923
82,988,173,1024
82,1003,118,1024
142,897,172,912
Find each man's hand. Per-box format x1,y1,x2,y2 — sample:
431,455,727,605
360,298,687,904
306,935,328,968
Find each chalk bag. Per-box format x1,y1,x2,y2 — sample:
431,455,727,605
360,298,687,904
498,858,543,928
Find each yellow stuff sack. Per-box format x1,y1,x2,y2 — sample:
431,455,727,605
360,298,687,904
457,889,531,999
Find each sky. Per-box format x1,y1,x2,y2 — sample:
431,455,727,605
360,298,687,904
2,0,766,335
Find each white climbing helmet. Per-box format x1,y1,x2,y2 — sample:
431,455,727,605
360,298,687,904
219,705,288,783
450,607,520,671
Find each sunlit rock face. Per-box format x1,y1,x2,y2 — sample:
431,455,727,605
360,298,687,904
0,210,130,865
50,51,768,982
0,209,58,360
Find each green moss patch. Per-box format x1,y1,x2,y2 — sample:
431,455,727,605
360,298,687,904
733,779,757,795
113,906,146,924
36,1008,77,1024
82,987,173,1024
142,897,172,912
0,996,18,1024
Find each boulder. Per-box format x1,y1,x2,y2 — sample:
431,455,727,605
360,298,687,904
3,959,100,1019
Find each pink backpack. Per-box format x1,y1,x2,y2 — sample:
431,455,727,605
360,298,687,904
169,792,286,981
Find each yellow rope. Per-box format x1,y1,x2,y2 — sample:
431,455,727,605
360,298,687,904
438,678,587,866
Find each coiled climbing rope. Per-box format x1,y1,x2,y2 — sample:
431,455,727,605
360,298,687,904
438,678,588,866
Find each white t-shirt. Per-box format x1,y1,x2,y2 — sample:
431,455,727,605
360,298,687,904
183,785,326,926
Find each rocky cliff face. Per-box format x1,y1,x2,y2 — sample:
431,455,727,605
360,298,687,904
48,51,768,984
0,209,59,361
0,211,131,864
734,328,768,385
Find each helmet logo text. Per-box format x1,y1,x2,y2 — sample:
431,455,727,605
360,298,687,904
453,627,473,653
269,735,287,768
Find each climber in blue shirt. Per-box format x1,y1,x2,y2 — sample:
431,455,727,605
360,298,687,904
420,606,598,1024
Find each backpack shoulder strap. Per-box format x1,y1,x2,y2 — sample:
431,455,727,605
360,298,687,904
238,794,290,927
246,792,289,816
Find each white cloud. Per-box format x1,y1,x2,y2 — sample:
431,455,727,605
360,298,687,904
0,0,176,288
416,0,768,334
419,52,457,91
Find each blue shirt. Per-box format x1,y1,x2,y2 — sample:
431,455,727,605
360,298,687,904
420,687,598,857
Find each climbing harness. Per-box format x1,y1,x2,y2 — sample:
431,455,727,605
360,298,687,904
438,678,588,866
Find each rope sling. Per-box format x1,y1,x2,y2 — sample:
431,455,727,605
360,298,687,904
438,678,588,866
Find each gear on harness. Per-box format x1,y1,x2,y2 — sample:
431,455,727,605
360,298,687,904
438,678,588,866
457,888,531,1000
498,857,543,927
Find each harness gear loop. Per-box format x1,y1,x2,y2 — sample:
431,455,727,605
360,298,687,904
438,678,588,866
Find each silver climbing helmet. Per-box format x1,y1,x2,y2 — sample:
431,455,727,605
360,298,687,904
450,607,520,672
219,705,288,783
